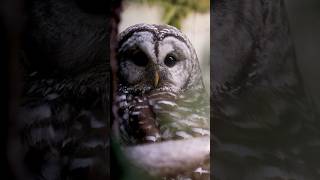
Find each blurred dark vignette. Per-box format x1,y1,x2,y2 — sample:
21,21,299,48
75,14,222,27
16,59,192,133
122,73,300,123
285,0,320,111
213,0,320,179
1,0,122,179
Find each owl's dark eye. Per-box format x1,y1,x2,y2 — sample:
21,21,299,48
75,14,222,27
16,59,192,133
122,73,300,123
131,51,149,67
164,55,178,68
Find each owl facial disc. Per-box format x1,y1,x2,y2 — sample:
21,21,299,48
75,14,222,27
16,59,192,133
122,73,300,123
117,23,204,94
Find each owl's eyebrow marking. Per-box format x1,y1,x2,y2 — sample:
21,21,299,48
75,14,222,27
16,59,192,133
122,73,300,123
118,25,196,72
119,29,190,51
119,29,159,60
119,29,157,47
161,34,188,46
160,34,194,55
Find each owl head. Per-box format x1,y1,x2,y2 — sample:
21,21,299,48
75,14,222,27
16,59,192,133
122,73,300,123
117,23,204,94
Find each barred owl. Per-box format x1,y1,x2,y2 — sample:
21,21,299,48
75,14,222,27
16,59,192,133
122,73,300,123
113,23,210,179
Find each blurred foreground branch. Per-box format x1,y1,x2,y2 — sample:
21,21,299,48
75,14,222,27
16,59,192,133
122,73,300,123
124,136,210,177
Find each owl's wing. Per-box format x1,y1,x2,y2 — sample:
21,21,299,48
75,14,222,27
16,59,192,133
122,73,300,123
116,88,210,142
149,89,210,141
147,89,210,179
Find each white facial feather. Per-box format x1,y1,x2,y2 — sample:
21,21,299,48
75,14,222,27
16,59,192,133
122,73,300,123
158,36,192,91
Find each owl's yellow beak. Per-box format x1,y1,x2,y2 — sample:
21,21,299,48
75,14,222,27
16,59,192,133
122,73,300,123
154,71,159,87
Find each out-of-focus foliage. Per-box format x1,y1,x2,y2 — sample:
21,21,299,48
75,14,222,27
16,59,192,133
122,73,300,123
130,0,210,28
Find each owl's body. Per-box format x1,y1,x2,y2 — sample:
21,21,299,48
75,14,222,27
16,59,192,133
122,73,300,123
116,85,210,144
114,24,210,179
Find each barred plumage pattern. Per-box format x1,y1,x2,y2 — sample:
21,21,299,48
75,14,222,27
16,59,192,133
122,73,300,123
18,66,109,180
116,86,210,145
115,23,210,179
